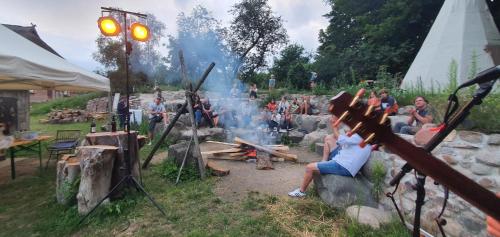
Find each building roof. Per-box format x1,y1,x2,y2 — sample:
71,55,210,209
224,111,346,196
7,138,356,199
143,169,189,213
2,24,63,58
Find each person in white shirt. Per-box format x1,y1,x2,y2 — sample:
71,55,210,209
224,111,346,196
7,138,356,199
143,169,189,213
147,97,168,145
277,96,290,114
289,130,372,197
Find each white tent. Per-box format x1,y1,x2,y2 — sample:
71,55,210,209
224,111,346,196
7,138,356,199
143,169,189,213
0,24,110,92
401,0,500,90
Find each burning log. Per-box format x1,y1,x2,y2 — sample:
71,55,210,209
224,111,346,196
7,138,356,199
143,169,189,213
234,137,298,162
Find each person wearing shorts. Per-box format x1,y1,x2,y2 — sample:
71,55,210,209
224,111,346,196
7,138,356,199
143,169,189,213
288,132,372,197
147,97,168,145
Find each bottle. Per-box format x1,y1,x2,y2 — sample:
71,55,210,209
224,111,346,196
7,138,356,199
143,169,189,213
111,115,117,132
90,119,96,133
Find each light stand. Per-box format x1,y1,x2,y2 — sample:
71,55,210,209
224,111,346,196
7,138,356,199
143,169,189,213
79,7,166,225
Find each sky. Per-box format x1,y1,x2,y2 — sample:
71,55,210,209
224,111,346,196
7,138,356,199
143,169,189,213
0,0,330,72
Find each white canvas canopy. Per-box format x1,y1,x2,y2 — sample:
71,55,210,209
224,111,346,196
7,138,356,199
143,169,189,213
401,0,500,90
0,24,110,92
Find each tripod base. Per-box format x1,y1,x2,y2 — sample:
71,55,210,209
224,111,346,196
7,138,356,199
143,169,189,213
79,175,167,225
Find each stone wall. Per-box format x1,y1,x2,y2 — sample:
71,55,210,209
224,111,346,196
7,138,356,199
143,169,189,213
292,112,498,236
0,90,29,131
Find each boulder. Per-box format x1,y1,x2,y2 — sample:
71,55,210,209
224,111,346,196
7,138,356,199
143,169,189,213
487,134,500,145
398,105,415,116
471,163,493,176
345,205,392,229
287,130,305,143
458,131,484,145
475,150,500,167
180,127,224,142
389,115,410,129
293,115,321,133
300,130,328,147
361,151,388,182
168,141,197,167
313,173,377,208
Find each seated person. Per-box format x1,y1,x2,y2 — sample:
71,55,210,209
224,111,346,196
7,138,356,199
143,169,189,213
379,89,399,115
148,97,168,145
268,111,281,131
299,96,313,115
393,96,436,135
367,90,381,111
267,98,277,112
290,97,301,114
281,108,293,130
198,98,217,128
288,131,372,197
277,96,290,114
249,83,258,99
116,96,128,129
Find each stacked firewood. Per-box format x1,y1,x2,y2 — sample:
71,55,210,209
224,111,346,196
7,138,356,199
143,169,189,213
202,137,298,170
40,109,89,124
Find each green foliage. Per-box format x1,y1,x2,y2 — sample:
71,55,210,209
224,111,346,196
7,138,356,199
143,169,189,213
447,59,458,93
371,161,386,202
31,92,105,115
315,0,444,84
271,44,311,89
60,178,80,206
156,159,199,183
345,219,410,237
227,0,288,78
309,142,316,152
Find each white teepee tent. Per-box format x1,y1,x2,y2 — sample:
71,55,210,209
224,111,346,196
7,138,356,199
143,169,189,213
401,0,500,91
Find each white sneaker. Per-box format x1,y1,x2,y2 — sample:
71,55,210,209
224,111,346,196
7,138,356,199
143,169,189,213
288,188,306,197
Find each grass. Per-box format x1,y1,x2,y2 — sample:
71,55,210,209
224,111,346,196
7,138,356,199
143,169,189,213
0,97,412,236
31,92,105,115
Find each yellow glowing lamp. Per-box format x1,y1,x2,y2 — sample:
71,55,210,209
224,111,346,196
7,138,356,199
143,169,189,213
130,22,150,42
98,16,121,36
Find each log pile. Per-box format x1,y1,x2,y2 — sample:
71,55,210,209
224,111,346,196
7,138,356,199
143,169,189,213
202,137,298,170
40,109,89,124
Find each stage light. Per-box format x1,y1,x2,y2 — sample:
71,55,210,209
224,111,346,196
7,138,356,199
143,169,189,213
130,22,150,42
98,16,121,36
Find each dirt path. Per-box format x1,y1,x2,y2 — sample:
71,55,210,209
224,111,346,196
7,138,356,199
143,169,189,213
200,142,321,201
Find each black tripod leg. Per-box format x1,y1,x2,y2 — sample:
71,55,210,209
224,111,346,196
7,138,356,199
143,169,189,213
413,173,426,237
79,175,129,225
130,177,167,216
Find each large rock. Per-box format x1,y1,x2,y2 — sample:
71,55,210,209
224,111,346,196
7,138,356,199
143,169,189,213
361,151,388,182
296,115,321,133
314,173,377,208
345,205,392,229
487,134,500,145
458,131,484,145
168,141,197,167
389,115,410,129
474,150,500,167
299,130,328,147
287,130,305,143
315,142,325,157
180,127,224,142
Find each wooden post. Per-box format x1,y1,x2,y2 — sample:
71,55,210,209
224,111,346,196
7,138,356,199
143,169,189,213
76,145,117,215
179,50,206,179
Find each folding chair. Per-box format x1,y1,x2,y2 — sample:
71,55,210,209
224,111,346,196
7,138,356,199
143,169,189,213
46,130,81,168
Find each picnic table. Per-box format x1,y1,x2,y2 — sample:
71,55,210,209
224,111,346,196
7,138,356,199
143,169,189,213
8,135,53,179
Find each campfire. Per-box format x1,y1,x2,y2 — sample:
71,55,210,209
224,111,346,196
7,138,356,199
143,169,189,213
202,137,297,170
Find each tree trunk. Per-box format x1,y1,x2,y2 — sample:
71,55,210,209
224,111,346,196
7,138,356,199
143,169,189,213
256,150,274,170
77,145,117,215
84,131,140,190
56,155,81,205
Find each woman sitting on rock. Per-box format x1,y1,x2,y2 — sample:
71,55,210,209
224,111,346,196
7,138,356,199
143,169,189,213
290,97,301,114
267,98,277,112
299,96,313,115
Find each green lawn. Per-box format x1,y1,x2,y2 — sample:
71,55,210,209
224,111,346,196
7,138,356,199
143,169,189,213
0,113,410,236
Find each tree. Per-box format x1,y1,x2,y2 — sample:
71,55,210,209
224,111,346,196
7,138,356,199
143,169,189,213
271,44,310,89
166,5,235,91
314,0,444,85
93,12,166,93
226,0,288,80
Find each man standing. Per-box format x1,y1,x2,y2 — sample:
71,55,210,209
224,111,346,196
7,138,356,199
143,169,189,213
148,97,168,145
268,74,276,91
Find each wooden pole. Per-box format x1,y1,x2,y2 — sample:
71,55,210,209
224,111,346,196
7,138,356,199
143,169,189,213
179,50,206,179
142,62,215,169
